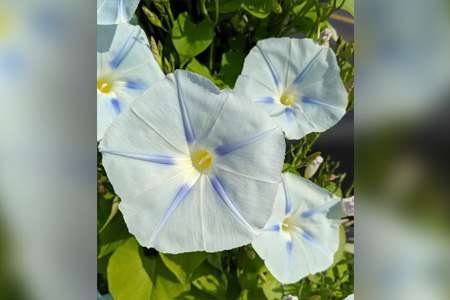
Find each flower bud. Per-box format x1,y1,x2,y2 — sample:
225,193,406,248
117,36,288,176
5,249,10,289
142,6,164,29
320,28,332,46
304,156,323,179
342,196,354,216
149,36,162,67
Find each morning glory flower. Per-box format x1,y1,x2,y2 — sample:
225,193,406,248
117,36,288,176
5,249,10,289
235,38,348,140
252,173,340,284
97,0,140,25
97,22,164,141
99,70,285,253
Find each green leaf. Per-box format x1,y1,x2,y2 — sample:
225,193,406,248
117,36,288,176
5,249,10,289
171,12,214,64
108,238,153,300
237,248,267,298
98,211,131,258
185,59,214,81
241,0,273,19
190,259,228,299
160,252,207,285
99,196,120,233
340,0,354,17
218,50,245,87
108,238,188,300
344,243,354,254
261,272,282,300
219,0,242,13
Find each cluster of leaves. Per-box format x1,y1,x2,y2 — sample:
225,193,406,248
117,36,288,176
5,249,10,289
98,0,354,299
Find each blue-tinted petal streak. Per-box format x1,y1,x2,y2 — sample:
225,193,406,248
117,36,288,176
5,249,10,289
256,45,281,86
210,177,256,233
175,72,196,144
292,48,324,84
215,128,277,156
100,150,177,165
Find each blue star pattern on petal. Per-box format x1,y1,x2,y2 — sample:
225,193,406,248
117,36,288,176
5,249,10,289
252,173,341,284
99,70,285,253
235,38,348,140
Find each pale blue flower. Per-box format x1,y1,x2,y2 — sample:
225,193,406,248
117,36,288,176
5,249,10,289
99,70,285,253
252,173,340,283
344,294,354,300
97,0,140,25
235,38,348,140
97,22,164,141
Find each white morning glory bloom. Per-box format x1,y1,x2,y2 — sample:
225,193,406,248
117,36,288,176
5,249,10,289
235,37,348,140
252,173,340,284
97,0,140,25
99,70,285,253
97,22,164,141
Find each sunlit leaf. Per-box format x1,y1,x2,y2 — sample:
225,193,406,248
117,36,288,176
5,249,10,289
241,0,273,19
171,12,214,63
160,252,207,285
108,238,188,300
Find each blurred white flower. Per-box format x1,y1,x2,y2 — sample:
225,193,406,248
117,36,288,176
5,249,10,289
97,0,140,25
252,173,340,283
304,155,324,179
97,22,164,141
282,295,299,300
344,294,354,300
342,196,355,216
235,37,347,140
99,70,285,253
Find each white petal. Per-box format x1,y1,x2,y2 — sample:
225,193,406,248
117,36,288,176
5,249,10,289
154,176,256,253
97,0,140,25
118,169,199,249
208,92,285,182
252,173,341,284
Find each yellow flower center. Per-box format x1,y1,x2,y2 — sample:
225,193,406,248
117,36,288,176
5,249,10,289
281,222,289,232
280,93,295,106
191,149,213,172
97,77,114,94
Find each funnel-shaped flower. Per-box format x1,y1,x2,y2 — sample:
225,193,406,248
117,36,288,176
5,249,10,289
235,38,348,140
97,0,140,25
97,23,164,141
99,70,285,253
252,173,340,283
